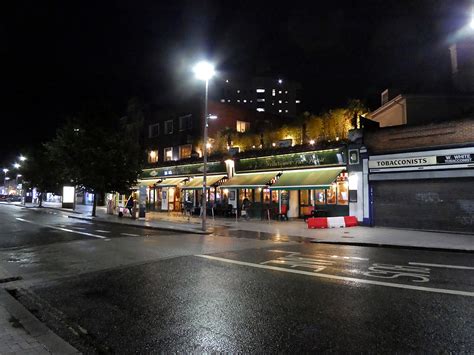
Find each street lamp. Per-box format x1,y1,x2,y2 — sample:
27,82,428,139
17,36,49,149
13,163,20,169
19,155,27,162
193,60,215,231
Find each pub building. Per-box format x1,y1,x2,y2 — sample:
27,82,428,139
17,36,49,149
138,161,228,213
222,149,349,219
365,146,474,233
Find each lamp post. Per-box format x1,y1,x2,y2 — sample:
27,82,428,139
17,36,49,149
193,60,215,231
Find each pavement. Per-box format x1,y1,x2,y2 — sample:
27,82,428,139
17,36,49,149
6,201,473,252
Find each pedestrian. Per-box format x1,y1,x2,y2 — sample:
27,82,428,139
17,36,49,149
242,197,251,220
126,194,134,216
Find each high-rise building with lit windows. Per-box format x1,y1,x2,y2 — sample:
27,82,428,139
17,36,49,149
213,77,302,118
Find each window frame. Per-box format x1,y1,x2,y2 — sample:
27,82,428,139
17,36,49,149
148,123,160,138
164,147,173,162
164,120,174,135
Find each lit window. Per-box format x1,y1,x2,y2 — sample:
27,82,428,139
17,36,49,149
227,100,231,103
285,101,288,104
164,120,173,134
221,99,225,103
337,180,349,205
164,147,173,161
279,91,282,94
243,100,247,103
296,100,301,104
285,110,288,113
257,98,265,102
272,102,275,106
285,91,288,94
278,79,283,84
226,79,229,83
256,89,265,93
256,108,265,112
237,100,240,103
179,144,192,159
278,100,282,104
272,89,276,96
148,124,159,138
237,90,240,93
148,150,159,163
278,109,282,113
236,120,250,133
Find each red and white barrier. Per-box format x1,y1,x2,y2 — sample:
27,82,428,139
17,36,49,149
307,216,358,229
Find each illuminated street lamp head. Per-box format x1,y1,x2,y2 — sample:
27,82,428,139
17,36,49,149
193,61,215,81
19,155,27,162
13,163,20,169
2,168,8,174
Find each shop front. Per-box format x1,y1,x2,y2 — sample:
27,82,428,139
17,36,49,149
181,174,227,214
270,167,349,218
368,147,474,233
221,171,281,218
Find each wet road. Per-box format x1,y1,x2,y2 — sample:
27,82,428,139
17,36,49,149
1,204,473,352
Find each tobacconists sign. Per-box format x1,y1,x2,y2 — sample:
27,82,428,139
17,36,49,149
370,152,474,171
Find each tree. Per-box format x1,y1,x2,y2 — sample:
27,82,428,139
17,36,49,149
20,146,63,207
47,103,144,216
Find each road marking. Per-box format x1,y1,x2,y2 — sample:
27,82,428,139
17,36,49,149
196,254,474,297
95,230,111,233
409,262,474,270
70,226,86,230
363,263,430,283
15,218,106,239
267,250,369,261
120,232,140,237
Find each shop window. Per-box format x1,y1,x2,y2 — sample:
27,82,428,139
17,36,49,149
327,184,337,204
314,189,325,205
263,189,271,203
179,144,192,160
164,120,173,134
236,120,250,133
300,190,310,205
148,124,159,138
337,181,349,205
164,147,173,161
148,150,159,163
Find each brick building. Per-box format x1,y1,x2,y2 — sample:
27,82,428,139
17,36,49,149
144,100,284,165
354,118,474,233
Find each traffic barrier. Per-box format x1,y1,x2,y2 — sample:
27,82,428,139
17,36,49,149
344,216,358,227
307,216,358,229
307,217,328,229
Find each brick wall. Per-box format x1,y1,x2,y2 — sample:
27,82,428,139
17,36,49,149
364,118,474,154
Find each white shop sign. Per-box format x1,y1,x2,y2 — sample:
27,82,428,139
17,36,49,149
369,156,436,169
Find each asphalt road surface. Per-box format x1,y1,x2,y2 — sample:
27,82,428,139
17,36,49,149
1,204,473,353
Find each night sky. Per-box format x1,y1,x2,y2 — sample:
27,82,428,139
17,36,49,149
1,0,472,164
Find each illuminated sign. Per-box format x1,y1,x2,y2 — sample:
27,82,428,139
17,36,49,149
62,186,75,203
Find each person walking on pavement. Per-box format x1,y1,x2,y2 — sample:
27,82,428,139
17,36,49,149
242,197,251,220
126,194,134,216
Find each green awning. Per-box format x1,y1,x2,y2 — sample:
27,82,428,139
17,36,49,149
222,171,280,188
181,175,227,190
270,167,345,190
133,179,161,189
154,177,187,187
